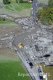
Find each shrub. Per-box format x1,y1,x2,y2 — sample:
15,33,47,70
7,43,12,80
48,0,53,7
3,0,11,4
0,18,5,21
37,7,53,25
16,0,23,3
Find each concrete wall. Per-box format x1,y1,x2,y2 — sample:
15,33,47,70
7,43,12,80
38,0,48,5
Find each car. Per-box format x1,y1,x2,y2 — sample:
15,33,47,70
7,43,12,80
39,76,43,80
29,62,33,68
18,43,24,48
38,67,42,73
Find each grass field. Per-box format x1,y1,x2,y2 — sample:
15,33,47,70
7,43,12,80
0,48,31,80
0,60,31,80
5,3,32,12
0,1,32,17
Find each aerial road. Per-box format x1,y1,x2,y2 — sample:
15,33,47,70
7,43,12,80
12,24,44,80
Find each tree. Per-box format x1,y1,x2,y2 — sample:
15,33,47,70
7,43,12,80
48,0,53,7
3,0,10,4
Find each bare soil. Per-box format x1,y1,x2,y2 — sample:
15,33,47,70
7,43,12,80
0,23,22,60
0,47,19,61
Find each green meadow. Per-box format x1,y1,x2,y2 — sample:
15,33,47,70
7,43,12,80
0,60,31,80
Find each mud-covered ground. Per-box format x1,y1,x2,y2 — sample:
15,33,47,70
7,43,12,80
0,20,22,60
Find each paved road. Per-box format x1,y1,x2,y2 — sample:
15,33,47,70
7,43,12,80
0,14,46,80
13,25,40,45
13,24,42,80
0,13,43,80
14,47,40,80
